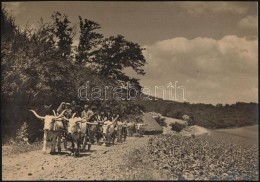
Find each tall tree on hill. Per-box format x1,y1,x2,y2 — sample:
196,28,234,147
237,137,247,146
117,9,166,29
75,16,103,65
51,11,75,59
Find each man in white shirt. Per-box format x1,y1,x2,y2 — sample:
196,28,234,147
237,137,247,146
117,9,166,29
136,122,147,136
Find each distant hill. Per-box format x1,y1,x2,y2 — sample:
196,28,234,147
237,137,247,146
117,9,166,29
134,95,258,129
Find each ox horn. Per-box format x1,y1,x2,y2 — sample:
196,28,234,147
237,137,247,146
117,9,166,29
72,113,76,119
85,121,98,125
81,115,88,120
52,110,57,116
63,116,70,121
55,110,66,119
29,110,45,120
80,118,87,123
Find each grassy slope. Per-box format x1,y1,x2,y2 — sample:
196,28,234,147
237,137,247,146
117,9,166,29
122,125,259,180
216,125,258,140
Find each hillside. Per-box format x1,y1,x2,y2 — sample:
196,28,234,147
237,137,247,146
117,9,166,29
216,125,258,140
135,97,258,129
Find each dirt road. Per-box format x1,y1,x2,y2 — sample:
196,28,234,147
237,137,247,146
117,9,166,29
2,136,151,180
3,125,258,180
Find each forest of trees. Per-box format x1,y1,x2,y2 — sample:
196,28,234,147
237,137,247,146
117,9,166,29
136,97,258,129
1,8,146,140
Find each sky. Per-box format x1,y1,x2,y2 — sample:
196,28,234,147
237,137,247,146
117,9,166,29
2,1,258,105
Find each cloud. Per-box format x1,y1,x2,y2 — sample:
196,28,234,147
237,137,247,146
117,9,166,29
139,35,258,104
2,2,25,16
238,15,258,30
179,2,249,15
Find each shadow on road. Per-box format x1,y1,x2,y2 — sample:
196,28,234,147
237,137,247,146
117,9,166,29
79,153,91,157
57,151,69,155
86,149,97,153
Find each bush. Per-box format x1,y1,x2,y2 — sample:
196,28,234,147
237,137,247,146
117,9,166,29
173,111,183,119
16,122,29,142
2,139,43,156
170,122,186,132
187,117,196,126
154,116,167,127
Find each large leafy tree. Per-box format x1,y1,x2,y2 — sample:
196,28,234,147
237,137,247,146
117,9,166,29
93,35,146,103
95,35,146,81
75,17,147,115
84,35,147,115
23,17,75,104
1,8,37,103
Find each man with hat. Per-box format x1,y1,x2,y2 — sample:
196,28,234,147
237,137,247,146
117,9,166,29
57,102,72,118
81,104,96,150
70,100,78,114
56,102,72,150
57,102,66,115
81,104,94,119
65,103,73,118
96,110,106,144
81,104,98,145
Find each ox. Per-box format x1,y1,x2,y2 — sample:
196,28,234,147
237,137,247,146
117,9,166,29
115,120,128,143
64,113,98,157
81,112,98,150
102,115,119,146
29,110,66,154
127,121,136,137
87,113,99,145
95,112,107,144
52,110,68,151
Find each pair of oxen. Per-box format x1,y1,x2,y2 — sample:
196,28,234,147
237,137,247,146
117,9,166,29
30,109,128,157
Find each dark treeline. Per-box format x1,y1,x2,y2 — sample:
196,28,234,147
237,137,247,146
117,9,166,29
135,96,258,129
1,9,147,140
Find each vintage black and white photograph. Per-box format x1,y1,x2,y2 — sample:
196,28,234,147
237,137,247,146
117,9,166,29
1,1,259,181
